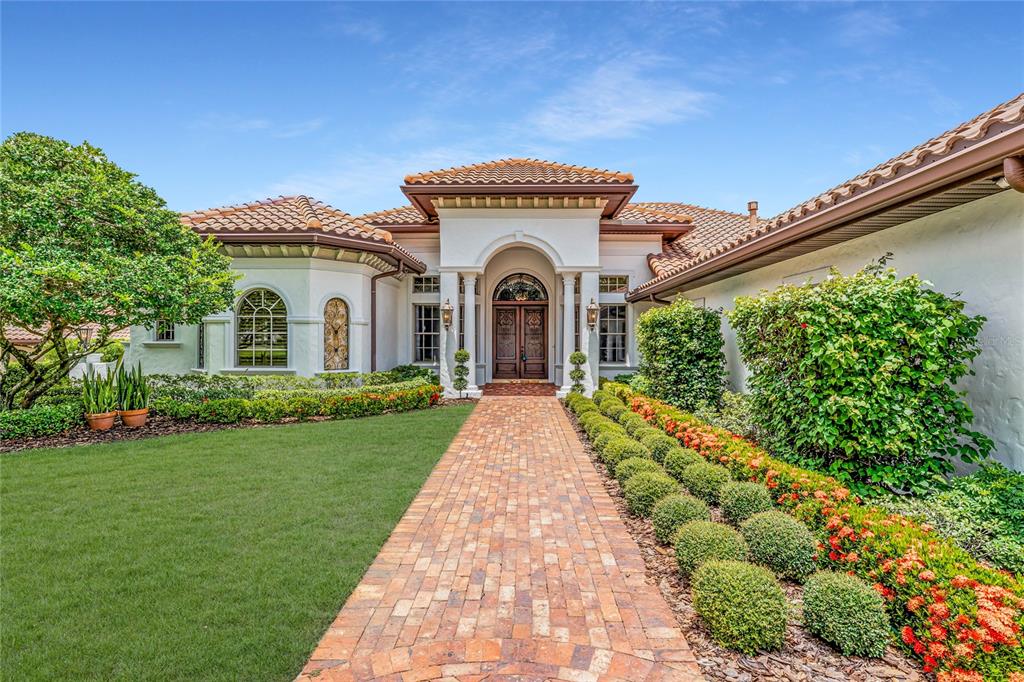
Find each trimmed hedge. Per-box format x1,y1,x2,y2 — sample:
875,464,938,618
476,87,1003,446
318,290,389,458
740,511,818,582
602,437,649,467
679,461,731,504
803,571,891,657
691,560,788,654
615,457,662,485
673,520,748,576
640,432,679,462
651,493,711,545
623,470,678,517
663,447,704,480
0,401,84,440
617,411,649,436
720,481,773,525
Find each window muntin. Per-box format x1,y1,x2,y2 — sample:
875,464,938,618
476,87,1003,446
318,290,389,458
599,304,627,363
599,275,629,294
323,298,349,371
493,274,547,301
413,276,440,293
196,323,205,369
414,304,440,363
236,289,288,367
154,320,175,341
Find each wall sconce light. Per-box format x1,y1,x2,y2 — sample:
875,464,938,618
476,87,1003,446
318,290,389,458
441,298,454,329
586,298,600,329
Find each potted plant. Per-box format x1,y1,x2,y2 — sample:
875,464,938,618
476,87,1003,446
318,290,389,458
452,348,470,398
82,368,117,431
116,362,151,427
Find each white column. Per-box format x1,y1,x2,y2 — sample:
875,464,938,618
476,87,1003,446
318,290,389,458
557,272,578,397
580,271,600,396
462,273,480,395
438,271,459,396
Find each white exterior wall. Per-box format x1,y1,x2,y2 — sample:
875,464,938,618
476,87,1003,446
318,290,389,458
598,234,663,378
679,190,1024,471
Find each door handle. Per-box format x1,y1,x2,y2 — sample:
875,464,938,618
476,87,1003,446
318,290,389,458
520,346,527,362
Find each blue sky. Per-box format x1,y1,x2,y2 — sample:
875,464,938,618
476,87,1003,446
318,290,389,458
3,2,1022,217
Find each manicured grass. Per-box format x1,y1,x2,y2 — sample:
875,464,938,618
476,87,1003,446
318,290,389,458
1,405,474,681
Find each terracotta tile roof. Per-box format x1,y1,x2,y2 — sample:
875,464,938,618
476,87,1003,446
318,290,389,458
358,205,434,226
4,324,130,347
616,204,693,225
636,203,761,277
632,92,1024,296
404,158,634,185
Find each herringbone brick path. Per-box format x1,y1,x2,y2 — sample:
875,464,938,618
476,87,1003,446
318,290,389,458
297,396,703,681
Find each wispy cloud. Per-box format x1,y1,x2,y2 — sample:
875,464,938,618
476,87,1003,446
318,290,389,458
273,117,327,139
188,114,327,139
834,8,903,49
526,59,707,141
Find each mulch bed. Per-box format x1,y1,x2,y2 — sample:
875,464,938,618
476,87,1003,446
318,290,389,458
1,399,479,454
563,404,926,682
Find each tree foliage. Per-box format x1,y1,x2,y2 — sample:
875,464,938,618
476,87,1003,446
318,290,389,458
727,259,991,494
0,132,237,408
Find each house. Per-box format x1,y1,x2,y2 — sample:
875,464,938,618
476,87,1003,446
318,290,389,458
128,92,1024,470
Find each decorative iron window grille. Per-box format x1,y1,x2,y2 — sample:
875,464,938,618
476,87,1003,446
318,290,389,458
493,273,548,301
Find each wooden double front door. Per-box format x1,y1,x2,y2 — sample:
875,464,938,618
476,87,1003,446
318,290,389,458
493,304,547,379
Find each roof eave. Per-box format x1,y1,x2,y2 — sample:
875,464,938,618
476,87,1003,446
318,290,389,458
401,183,638,219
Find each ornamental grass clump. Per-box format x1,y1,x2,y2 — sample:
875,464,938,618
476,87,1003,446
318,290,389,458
615,457,662,485
663,447,704,481
679,461,732,504
720,481,773,525
640,432,679,462
623,470,678,517
802,571,891,657
740,511,818,582
691,560,788,654
674,520,748,576
651,493,711,545
602,437,649,468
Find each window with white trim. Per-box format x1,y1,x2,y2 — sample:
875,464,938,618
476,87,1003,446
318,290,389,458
414,304,440,363
236,289,288,367
196,323,205,368
154,320,175,341
413,276,440,293
599,304,627,363
599,275,629,293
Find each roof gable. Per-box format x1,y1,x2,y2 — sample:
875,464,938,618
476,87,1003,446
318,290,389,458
403,158,633,186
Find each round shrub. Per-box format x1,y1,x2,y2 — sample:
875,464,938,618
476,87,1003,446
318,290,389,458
592,431,620,456
679,461,732,504
691,560,787,654
590,389,609,405
579,411,606,434
720,481,773,525
573,400,598,416
740,511,817,581
632,425,663,442
802,571,890,657
602,436,649,467
617,411,648,436
623,470,678,517
602,401,627,420
651,493,711,545
663,447,704,480
615,457,662,485
674,520,749,576
640,432,679,462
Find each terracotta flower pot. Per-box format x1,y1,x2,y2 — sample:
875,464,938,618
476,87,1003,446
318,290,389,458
85,411,117,431
118,407,150,428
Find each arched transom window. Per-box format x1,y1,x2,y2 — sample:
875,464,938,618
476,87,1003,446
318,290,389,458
236,289,288,367
323,298,349,371
493,273,548,301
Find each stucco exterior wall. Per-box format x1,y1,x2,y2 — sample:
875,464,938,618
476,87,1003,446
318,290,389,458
680,190,1024,470
599,234,663,376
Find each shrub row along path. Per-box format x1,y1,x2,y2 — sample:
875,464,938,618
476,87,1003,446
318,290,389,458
299,396,704,681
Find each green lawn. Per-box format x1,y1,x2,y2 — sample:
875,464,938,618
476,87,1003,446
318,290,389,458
1,405,474,681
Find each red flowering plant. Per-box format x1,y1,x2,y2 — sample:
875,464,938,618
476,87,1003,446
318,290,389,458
608,382,1024,680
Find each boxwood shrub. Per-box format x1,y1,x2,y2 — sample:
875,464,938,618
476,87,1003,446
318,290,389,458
802,571,890,657
617,411,648,436
632,425,663,443
691,560,788,654
740,511,817,581
0,402,84,440
679,461,731,504
639,432,678,462
601,400,627,421
623,470,678,517
614,457,662,485
663,447,704,480
673,520,748,576
602,437,649,467
651,493,711,545
720,481,773,525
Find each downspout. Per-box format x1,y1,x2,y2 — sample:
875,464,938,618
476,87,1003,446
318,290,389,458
1003,156,1024,193
648,293,671,305
370,262,404,371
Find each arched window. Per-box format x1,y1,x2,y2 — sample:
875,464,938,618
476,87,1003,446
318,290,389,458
323,298,349,371
236,289,288,367
493,273,548,301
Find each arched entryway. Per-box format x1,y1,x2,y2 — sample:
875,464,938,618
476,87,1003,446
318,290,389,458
491,273,548,379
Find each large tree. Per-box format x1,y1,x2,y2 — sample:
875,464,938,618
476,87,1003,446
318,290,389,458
0,132,237,408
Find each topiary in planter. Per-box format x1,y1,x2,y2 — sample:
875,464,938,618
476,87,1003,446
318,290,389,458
740,511,818,582
640,432,679,462
602,437,650,467
568,351,588,394
679,461,732,504
651,493,711,545
663,447,704,480
720,481,773,525
802,571,891,657
623,470,678,517
691,560,788,654
674,520,749,576
615,457,662,485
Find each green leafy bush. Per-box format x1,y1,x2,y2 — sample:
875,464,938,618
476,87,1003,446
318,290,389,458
720,481,773,525
602,437,649,467
651,493,711,545
590,389,609,405
568,351,587,394
623,470,677,517
614,457,661,485
617,411,648,436
0,402,83,439
573,400,598,416
727,261,992,495
592,431,620,456
673,520,748,576
802,571,890,657
635,298,725,411
632,425,663,443
740,511,817,581
691,560,788,654
99,342,125,363
640,432,678,462
679,461,731,504
693,391,757,440
600,399,627,421
663,447,704,481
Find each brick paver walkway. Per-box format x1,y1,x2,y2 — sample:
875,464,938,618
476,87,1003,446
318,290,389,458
298,397,703,681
